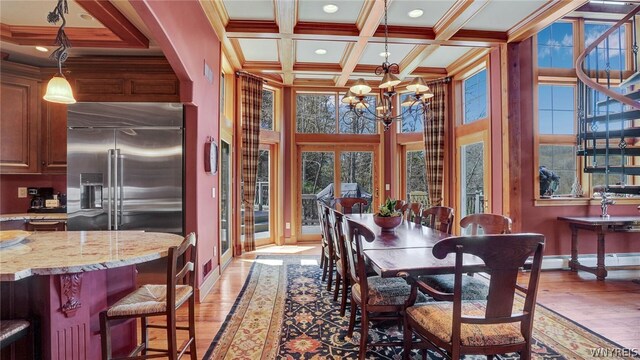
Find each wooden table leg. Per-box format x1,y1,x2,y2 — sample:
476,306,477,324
595,230,608,281
569,226,580,272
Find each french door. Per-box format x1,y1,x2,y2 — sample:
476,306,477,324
298,145,379,240
219,139,232,267
456,131,491,234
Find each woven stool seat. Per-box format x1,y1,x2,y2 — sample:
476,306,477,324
0,320,29,342
107,284,193,317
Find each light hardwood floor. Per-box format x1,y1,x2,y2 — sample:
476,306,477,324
139,244,640,357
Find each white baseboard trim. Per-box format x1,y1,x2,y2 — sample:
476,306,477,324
198,265,221,303
540,252,640,270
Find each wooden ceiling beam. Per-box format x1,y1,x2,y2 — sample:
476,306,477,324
398,0,488,80
199,0,242,70
0,24,127,47
508,0,588,43
336,0,387,87
446,47,490,75
275,0,297,85
75,0,148,48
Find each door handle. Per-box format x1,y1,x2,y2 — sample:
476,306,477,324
117,149,123,228
107,149,113,230
113,149,119,231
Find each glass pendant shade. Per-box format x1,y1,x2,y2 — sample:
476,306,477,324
355,101,368,110
406,77,430,92
401,97,416,107
350,78,372,95
341,90,357,104
43,75,76,104
379,72,401,89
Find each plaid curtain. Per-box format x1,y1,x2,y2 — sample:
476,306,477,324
241,75,263,252
423,82,446,206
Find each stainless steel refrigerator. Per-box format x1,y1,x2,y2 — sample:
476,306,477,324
67,102,184,234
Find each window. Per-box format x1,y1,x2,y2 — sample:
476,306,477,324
538,85,575,135
338,94,377,134
405,150,428,203
463,69,487,124
398,93,424,133
584,22,626,71
539,145,577,195
260,89,274,130
537,22,574,68
296,92,380,134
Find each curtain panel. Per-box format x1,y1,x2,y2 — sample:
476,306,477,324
423,82,446,206
241,75,263,252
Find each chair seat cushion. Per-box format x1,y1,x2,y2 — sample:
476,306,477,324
353,276,427,306
107,284,193,317
417,274,489,300
407,301,525,347
0,320,29,342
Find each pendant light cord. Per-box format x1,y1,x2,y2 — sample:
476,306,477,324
48,0,71,76
384,0,389,66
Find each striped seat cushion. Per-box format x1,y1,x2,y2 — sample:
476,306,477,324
0,320,29,342
417,274,489,300
353,276,427,306
107,284,193,317
407,301,525,347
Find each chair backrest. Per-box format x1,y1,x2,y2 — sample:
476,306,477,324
432,234,544,338
344,218,375,302
394,200,406,211
167,233,197,310
460,213,512,235
417,206,454,234
327,208,345,262
407,202,422,221
318,203,334,254
334,197,368,215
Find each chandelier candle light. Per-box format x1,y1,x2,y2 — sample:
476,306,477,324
341,0,434,131
43,0,76,104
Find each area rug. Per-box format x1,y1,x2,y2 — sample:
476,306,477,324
204,256,638,359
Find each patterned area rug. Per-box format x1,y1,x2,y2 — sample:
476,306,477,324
204,256,638,359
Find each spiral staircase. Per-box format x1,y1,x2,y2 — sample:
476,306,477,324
576,5,640,196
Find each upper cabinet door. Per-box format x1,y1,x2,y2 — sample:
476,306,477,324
0,74,39,174
41,101,67,174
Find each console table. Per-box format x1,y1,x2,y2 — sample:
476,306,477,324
557,216,640,280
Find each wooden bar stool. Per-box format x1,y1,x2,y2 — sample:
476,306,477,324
100,233,197,360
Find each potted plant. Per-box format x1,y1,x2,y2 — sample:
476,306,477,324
373,198,403,231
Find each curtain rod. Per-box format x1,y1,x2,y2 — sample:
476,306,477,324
425,76,451,85
235,71,268,83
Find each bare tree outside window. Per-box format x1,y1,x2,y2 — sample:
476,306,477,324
406,150,428,202
260,89,274,130
296,94,336,133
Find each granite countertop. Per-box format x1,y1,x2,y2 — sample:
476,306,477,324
0,231,183,281
0,213,68,222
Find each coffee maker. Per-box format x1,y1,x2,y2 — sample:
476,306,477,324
27,187,55,212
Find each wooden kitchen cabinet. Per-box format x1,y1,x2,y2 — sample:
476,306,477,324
40,100,67,174
0,66,40,174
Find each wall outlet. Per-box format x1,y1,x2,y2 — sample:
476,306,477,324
285,222,291,230
18,187,27,198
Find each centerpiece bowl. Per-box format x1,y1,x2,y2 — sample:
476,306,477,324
373,214,402,231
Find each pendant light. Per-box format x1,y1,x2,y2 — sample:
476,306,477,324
43,0,76,104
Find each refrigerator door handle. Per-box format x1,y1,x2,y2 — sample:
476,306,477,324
107,149,113,230
113,149,119,231
117,149,123,229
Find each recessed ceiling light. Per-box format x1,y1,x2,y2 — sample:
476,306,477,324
315,48,327,55
408,9,424,18
379,51,390,58
35,46,49,52
79,13,94,21
323,4,338,13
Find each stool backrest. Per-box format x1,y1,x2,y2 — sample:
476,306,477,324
167,233,197,307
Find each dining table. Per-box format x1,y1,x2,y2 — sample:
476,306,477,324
345,214,485,278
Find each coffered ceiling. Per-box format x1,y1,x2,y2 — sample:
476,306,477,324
201,0,592,87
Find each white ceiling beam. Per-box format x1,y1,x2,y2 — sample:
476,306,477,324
275,0,297,85
336,0,388,87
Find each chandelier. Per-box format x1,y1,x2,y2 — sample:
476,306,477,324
43,0,76,104
341,0,433,131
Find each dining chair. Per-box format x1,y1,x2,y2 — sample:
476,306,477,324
406,202,422,222
415,206,454,234
394,200,406,211
317,201,328,271
344,218,426,360
403,233,545,360
418,213,512,301
100,233,197,360
328,208,350,316
319,203,336,291
334,197,368,215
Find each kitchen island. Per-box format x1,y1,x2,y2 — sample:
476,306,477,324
0,230,183,360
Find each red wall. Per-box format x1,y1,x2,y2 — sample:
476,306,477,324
508,39,640,256
0,174,66,213
130,1,221,288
